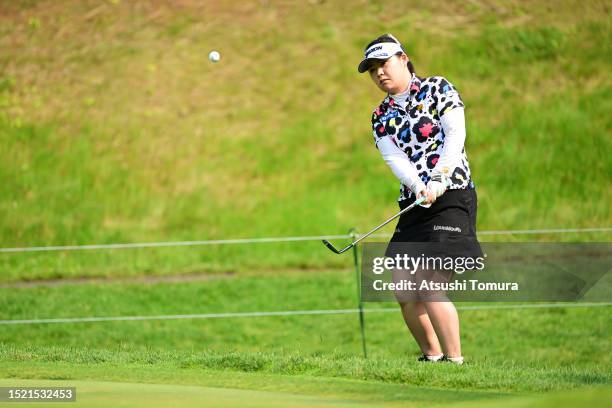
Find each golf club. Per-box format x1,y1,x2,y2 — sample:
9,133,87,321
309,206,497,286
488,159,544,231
322,195,426,254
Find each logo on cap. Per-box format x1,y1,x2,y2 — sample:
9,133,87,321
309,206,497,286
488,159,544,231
358,41,404,73
365,46,383,57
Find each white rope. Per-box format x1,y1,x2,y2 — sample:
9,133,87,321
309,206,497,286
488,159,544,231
0,234,351,253
0,228,610,253
0,302,610,325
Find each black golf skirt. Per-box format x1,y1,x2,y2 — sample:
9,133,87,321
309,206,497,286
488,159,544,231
385,188,483,260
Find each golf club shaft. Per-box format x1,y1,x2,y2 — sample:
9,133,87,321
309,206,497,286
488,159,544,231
351,196,425,246
322,196,425,253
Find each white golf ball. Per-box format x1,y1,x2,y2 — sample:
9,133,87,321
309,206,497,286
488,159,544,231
208,51,220,63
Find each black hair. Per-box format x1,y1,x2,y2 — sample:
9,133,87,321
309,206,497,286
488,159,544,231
365,34,415,74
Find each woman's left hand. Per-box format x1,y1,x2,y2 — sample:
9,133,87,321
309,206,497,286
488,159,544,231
426,173,449,200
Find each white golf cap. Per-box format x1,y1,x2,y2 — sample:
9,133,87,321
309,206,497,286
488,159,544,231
358,40,404,73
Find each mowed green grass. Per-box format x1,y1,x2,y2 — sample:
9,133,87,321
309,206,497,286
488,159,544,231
1,0,611,279
0,379,610,408
2,379,610,408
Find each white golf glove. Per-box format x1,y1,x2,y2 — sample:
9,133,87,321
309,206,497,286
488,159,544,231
426,173,450,200
416,188,434,208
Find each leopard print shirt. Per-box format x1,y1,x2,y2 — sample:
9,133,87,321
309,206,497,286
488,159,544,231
371,75,474,201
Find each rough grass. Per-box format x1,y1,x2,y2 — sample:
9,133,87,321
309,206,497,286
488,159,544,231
2,345,610,394
1,1,610,276
0,272,610,394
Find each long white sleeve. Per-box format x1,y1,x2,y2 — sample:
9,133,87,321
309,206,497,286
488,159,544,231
433,107,466,176
376,136,426,195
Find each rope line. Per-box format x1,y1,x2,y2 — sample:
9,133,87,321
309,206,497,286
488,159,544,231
1,228,610,253
1,302,610,325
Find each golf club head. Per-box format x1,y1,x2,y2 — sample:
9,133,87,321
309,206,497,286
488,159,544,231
322,239,341,254
322,239,352,254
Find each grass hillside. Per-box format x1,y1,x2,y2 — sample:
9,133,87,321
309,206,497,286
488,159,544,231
0,0,610,279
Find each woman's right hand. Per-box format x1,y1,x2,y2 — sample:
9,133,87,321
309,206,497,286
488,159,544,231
417,189,436,206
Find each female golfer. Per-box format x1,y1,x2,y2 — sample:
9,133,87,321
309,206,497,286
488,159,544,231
358,34,482,365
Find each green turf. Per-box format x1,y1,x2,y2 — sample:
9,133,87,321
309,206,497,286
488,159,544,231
1,377,609,408
0,378,401,408
0,272,610,396
0,373,511,408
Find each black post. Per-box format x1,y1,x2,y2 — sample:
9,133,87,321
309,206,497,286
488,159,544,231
349,228,367,359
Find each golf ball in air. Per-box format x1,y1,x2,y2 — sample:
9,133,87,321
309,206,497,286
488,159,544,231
208,51,220,62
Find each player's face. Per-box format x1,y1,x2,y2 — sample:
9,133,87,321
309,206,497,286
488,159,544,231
368,54,411,94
